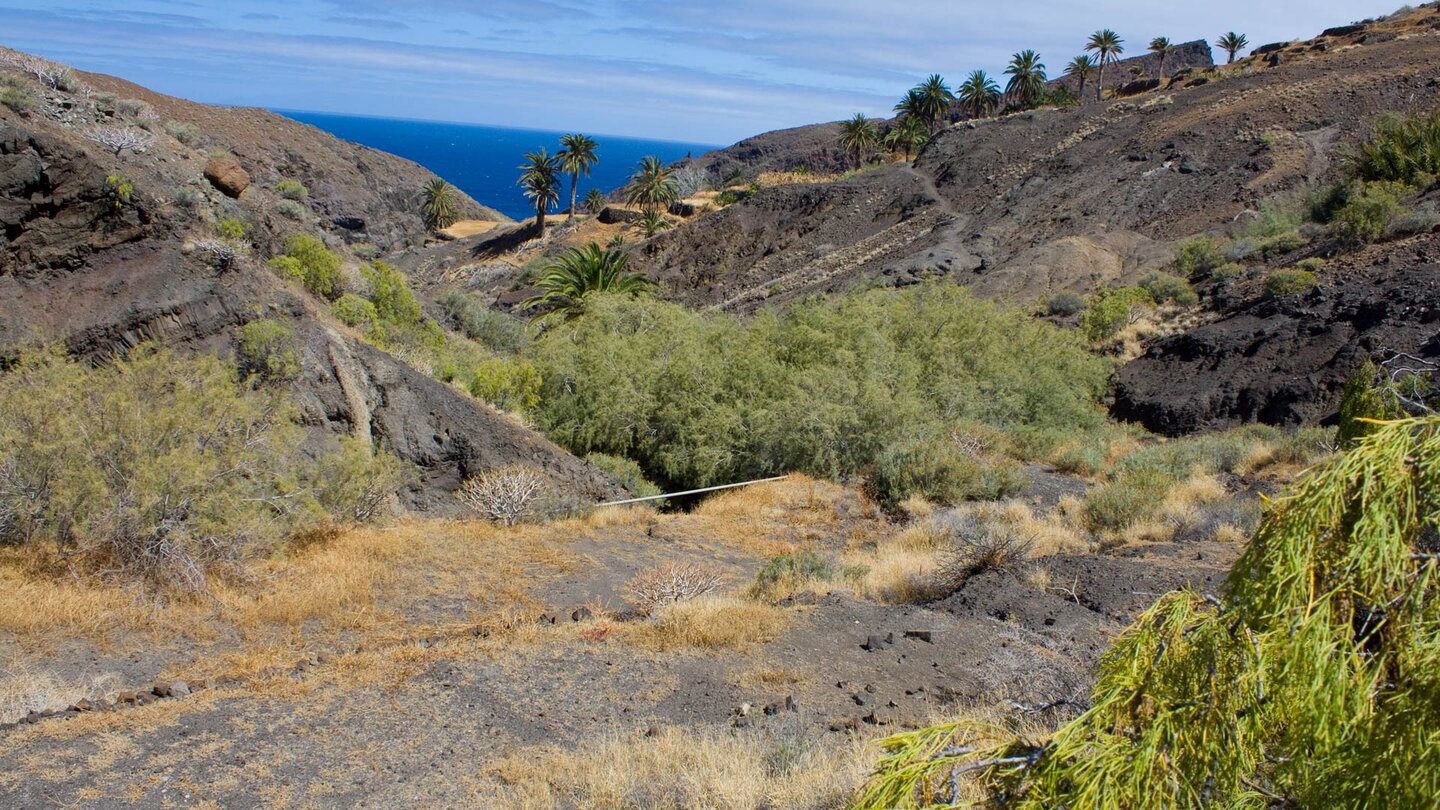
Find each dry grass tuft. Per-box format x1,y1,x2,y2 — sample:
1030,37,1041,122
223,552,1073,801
626,596,789,651
482,725,873,809
0,662,122,723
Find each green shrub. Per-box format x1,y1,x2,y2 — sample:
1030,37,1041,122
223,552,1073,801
468,356,542,414
1254,230,1308,258
0,79,32,112
1333,181,1407,245
1045,291,1085,317
1081,287,1152,342
163,120,200,145
173,186,204,209
1171,236,1225,279
0,346,400,590
269,233,343,300
274,199,306,220
1264,269,1318,297
362,261,423,326
213,216,250,240
1305,181,1352,224
274,179,309,201
1294,257,1326,272
1348,108,1440,186
1335,360,1398,449
330,293,379,331
104,174,133,212
1210,262,1245,281
584,453,662,500
1138,272,1198,307
438,292,531,353
1245,197,1305,239
530,286,1110,495
238,319,302,383
756,551,834,592
1082,466,1172,531
868,435,1026,508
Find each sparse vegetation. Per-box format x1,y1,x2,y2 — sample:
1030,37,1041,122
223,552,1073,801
1138,271,1197,306
1264,268,1319,297
624,561,725,615
457,466,547,526
638,210,671,237
1332,180,1406,244
104,173,133,212
163,120,200,145
268,233,344,300
438,292,531,353
238,318,302,383
1171,235,1226,279
1045,290,1084,317
1080,286,1151,342
274,179,308,201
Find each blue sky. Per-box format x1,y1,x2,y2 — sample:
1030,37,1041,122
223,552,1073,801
1,1,1402,144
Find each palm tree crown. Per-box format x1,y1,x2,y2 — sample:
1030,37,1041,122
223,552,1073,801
884,115,930,162
1217,32,1249,64
915,74,955,132
1148,37,1175,82
1004,50,1048,109
957,69,1001,119
838,113,879,168
557,133,599,221
524,243,652,320
1085,29,1124,101
420,178,459,231
624,156,678,215
517,148,561,237
584,188,608,215
1065,55,1097,101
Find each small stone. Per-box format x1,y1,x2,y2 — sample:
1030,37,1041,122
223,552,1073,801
861,634,891,651
903,630,934,643
763,702,780,716
784,695,797,713
117,690,137,704
70,699,94,712
537,613,557,624
571,607,594,622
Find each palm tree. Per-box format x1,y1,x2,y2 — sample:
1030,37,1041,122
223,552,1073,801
957,69,1002,119
1217,32,1249,64
624,156,678,215
884,115,929,162
1148,37,1175,82
523,243,652,320
517,149,561,237
557,133,599,222
915,74,955,132
638,210,671,238
1004,50,1047,109
893,88,926,124
838,113,879,168
1085,29,1124,102
584,188,608,215
420,178,459,231
1065,56,1097,101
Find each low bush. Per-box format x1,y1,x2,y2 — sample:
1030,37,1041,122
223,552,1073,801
585,453,662,500
1138,272,1198,307
213,216,250,241
163,120,200,145
330,293,379,331
173,186,204,209
1264,269,1318,297
935,512,1034,589
238,319,302,383
1335,360,1398,449
362,261,423,326
0,346,400,590
269,233,343,300
1333,181,1407,245
1210,262,1245,281
0,78,31,112
274,179,309,201
274,199,306,220
1080,287,1152,342
438,292,531,353
624,561,725,616
755,550,834,593
1305,181,1352,224
467,356,542,414
1388,201,1440,237
456,466,547,526
1170,236,1225,279
1348,108,1440,186
1045,291,1085,317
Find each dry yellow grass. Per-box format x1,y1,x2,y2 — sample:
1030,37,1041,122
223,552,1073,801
482,725,875,810
626,596,789,651
439,219,502,238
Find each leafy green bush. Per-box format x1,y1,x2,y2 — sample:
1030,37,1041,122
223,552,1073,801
274,179,309,201
1348,108,1440,186
104,174,133,212
1335,360,1398,449
274,199,306,220
1333,181,1407,245
438,292,531,353
869,436,1026,508
858,418,1440,809
1080,287,1152,342
1171,236,1225,279
755,551,833,591
269,233,343,300
0,346,401,590
1294,257,1326,272
330,293,379,331
530,285,1110,499
163,120,200,145
585,453,662,500
1305,181,1352,224
468,356,542,414
1,78,32,112
1210,261,1245,281
1264,269,1318,297
1138,272,1198,307
362,261,423,326
213,216,250,240
238,319,302,383
1045,291,1085,317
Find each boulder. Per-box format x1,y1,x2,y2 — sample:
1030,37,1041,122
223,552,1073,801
668,201,697,217
1253,42,1288,56
331,216,366,232
1321,24,1366,38
597,206,641,225
203,157,250,198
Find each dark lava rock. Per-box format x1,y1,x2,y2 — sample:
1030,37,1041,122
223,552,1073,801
668,201,697,217
331,216,366,231
1254,42,1289,55
1321,24,1365,38
597,206,641,225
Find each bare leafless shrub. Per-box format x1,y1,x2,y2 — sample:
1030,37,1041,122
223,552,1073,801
457,466,547,526
624,560,725,616
87,125,154,156
7,54,75,91
671,164,708,198
935,511,1034,590
192,238,248,270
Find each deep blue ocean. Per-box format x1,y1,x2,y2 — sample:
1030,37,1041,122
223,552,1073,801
276,110,720,221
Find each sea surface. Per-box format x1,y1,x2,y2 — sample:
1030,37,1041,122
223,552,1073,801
276,110,720,222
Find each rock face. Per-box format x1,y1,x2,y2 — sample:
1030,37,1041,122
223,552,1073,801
0,50,617,511
203,156,250,197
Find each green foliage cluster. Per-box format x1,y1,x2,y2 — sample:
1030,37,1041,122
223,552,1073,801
1335,360,1400,449
1044,291,1084,317
0,77,32,111
755,551,833,592
104,174,133,212
330,293,379,332
213,216,250,240
274,179,308,201
275,199,306,221
525,243,652,320
238,319,302,383
1170,236,1225,280
467,356,542,414
438,292,531,354
584,453,662,501
421,178,460,231
163,120,200,145
0,346,403,590
529,285,1111,504
857,417,1440,809
1138,271,1197,307
1080,287,1151,342
1349,108,1440,186
1264,268,1318,297
1332,180,1407,245
268,234,343,300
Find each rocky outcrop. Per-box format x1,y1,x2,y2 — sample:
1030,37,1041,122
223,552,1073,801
203,156,250,197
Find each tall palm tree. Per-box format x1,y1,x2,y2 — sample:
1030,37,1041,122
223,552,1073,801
893,88,927,125
1004,50,1047,109
957,69,1002,119
1065,55,1097,101
1217,32,1249,64
1148,37,1175,82
557,133,599,222
884,115,930,162
523,242,652,320
1085,29,1124,101
625,156,678,215
915,74,955,133
584,188,608,215
517,148,561,238
420,178,459,231
838,113,879,168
